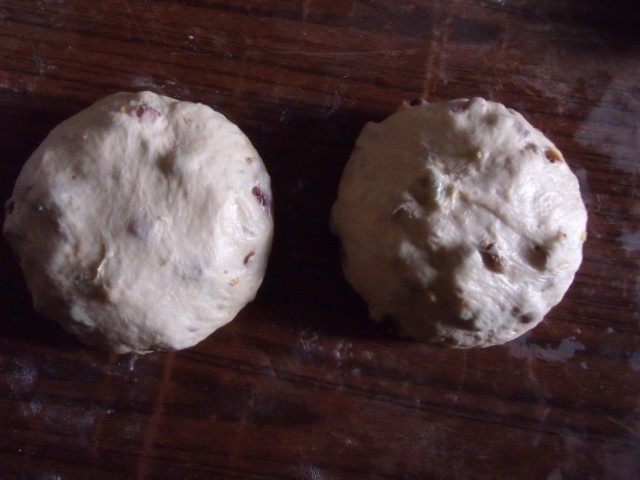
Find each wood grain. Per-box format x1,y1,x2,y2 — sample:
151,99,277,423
1,1,639,479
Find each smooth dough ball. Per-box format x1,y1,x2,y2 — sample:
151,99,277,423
4,91,273,353
331,98,587,348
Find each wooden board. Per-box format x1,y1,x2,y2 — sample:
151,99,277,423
1,1,639,478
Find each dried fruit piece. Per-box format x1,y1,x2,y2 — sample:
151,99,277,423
251,186,271,209
127,215,152,239
243,251,255,265
484,113,498,126
527,244,548,271
545,148,563,163
132,104,161,121
479,242,505,273
520,314,534,324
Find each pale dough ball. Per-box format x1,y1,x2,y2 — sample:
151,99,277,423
4,91,273,353
331,98,587,348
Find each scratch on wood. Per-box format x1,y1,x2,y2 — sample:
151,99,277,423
302,0,312,20
423,2,452,97
486,12,512,99
136,352,175,480
90,352,118,456
228,414,250,470
606,415,639,437
432,2,453,93
249,49,420,56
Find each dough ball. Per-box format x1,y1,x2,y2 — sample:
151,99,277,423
331,98,587,348
4,91,273,353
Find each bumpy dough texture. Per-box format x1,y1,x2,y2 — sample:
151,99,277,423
4,91,273,353
331,98,587,348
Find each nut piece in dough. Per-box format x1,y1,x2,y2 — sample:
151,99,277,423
4,91,274,353
331,98,587,348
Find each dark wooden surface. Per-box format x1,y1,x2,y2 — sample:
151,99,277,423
1,1,639,479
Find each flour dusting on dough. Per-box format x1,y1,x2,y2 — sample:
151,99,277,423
4,91,273,353
331,98,587,347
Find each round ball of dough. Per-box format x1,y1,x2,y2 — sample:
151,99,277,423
331,98,587,348
4,91,273,353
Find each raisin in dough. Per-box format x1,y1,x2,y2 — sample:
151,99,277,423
4,91,273,353
331,98,587,348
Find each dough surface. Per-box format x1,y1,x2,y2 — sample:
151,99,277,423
4,91,273,353
331,98,587,347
